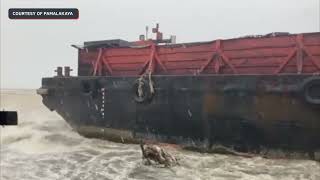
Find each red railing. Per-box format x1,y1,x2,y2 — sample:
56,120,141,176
79,32,320,76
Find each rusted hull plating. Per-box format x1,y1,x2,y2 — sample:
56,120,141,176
39,75,320,159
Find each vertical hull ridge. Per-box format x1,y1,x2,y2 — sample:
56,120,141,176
39,75,320,159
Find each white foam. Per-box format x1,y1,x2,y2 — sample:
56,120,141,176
1,90,320,180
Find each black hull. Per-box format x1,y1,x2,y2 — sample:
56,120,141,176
39,75,320,159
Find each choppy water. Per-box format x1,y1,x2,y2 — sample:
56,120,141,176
0,90,320,180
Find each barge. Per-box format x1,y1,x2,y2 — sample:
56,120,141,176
38,25,320,159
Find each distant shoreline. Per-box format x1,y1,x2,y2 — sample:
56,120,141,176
0,89,36,94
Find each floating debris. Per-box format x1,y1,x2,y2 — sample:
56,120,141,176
140,142,179,167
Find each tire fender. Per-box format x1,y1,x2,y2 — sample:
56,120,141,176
301,77,320,104
132,78,154,103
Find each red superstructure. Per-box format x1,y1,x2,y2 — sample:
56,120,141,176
76,25,320,76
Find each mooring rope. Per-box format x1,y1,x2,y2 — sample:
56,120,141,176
148,70,155,94
136,43,156,98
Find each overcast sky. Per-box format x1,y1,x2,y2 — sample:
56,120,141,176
1,0,319,89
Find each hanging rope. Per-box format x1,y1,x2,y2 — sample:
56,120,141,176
137,74,145,98
135,44,157,100
148,70,155,95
